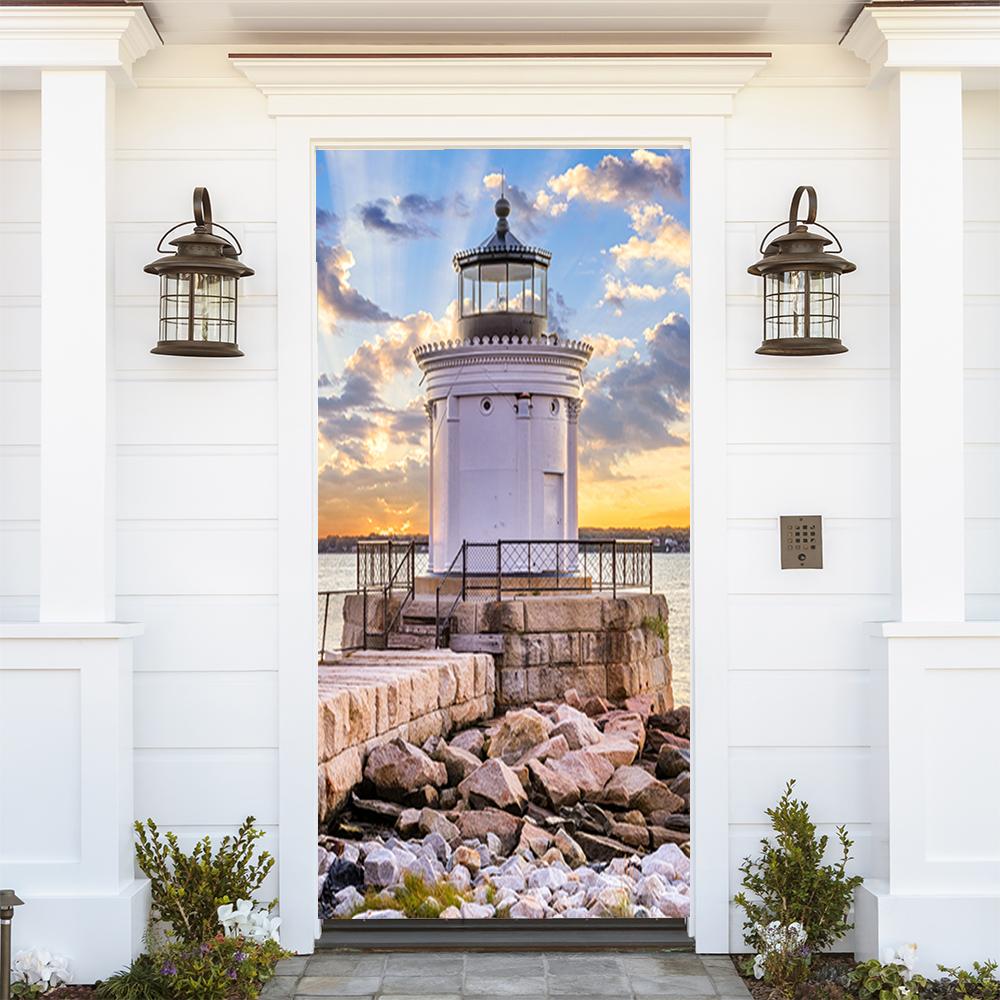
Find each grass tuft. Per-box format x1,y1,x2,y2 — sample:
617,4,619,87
347,872,473,918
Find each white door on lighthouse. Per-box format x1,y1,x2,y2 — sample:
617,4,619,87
543,472,564,539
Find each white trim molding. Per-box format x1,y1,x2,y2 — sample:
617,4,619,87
842,3,1000,83
230,51,771,116
0,3,160,86
232,47,767,954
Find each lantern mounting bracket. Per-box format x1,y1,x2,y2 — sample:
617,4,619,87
757,184,844,256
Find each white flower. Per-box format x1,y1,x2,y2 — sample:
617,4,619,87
218,899,280,943
13,949,70,989
753,954,766,979
881,943,919,982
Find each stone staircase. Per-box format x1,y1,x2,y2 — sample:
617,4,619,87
383,598,439,650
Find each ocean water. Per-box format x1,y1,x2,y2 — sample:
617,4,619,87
318,551,690,705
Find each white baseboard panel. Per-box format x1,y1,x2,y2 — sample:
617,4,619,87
855,879,1000,974
11,879,150,985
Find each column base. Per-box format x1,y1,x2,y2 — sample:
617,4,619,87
855,880,1000,974
11,879,150,984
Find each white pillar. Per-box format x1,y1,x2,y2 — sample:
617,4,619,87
425,400,434,564
39,69,116,622
445,394,461,570
515,393,532,535
892,70,965,622
566,398,580,540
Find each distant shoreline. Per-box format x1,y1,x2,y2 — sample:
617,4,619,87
319,527,690,555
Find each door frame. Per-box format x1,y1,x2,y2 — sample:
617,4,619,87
234,51,770,953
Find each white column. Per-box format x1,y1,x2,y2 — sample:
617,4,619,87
515,393,532,536
39,69,116,622
445,394,462,568
565,398,580,540
892,70,965,622
425,401,434,566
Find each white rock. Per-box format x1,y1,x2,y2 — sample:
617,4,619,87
562,907,593,919
641,843,690,879
492,872,527,892
352,909,405,919
528,867,568,891
402,855,442,886
509,898,546,919
333,886,365,917
449,864,472,892
364,847,400,888
440,905,462,919
460,901,495,919
340,843,361,864
423,831,451,863
486,833,503,855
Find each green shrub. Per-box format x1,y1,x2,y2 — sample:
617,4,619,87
95,938,287,1000
733,779,863,954
134,816,274,945
937,960,1000,999
848,959,927,1000
95,955,170,1000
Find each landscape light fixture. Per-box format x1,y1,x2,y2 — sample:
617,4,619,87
1,889,24,1000
748,185,855,356
144,186,253,357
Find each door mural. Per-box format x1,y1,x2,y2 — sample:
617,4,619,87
316,148,691,921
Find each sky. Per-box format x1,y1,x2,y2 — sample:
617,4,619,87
316,147,691,537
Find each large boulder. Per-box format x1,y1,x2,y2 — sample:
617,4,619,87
547,749,615,798
434,743,482,785
457,807,522,854
418,808,461,846
527,758,581,810
450,728,486,757
363,738,447,802
587,736,640,768
655,745,690,780
551,717,601,751
459,758,529,814
487,709,553,763
513,734,570,767
600,766,683,816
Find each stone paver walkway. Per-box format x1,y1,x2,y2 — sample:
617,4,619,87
264,950,750,999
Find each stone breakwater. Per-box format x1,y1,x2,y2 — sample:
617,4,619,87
318,693,692,920
342,591,673,711
318,650,495,824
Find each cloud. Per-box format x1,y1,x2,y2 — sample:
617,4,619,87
316,207,339,241
319,455,428,535
317,241,395,332
547,289,576,337
598,275,667,315
483,173,544,236
586,333,637,358
580,312,690,474
608,205,690,271
672,272,691,296
356,191,471,241
541,149,684,214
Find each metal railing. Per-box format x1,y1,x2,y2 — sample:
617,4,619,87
434,537,653,646
319,540,417,660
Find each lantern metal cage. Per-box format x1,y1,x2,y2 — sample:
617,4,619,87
144,187,253,357
748,185,855,356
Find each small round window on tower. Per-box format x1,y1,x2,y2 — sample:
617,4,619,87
480,397,493,415
550,398,560,415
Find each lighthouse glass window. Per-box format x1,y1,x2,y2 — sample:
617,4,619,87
317,147,691,922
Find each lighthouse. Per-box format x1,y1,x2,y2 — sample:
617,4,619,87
414,192,593,574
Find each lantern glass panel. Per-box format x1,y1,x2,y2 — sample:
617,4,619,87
480,261,508,312
461,265,480,316
507,260,532,313
533,265,547,316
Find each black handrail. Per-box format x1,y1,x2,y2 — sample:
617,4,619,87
434,542,468,648
381,541,416,645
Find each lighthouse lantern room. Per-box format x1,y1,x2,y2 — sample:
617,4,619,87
414,193,593,574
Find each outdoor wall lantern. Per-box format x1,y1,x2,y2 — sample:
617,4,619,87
1,889,24,1000
144,187,253,357
748,185,855,356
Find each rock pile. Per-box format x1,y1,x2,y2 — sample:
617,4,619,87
318,695,691,920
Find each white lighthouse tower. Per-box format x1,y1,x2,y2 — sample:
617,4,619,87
415,192,593,574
